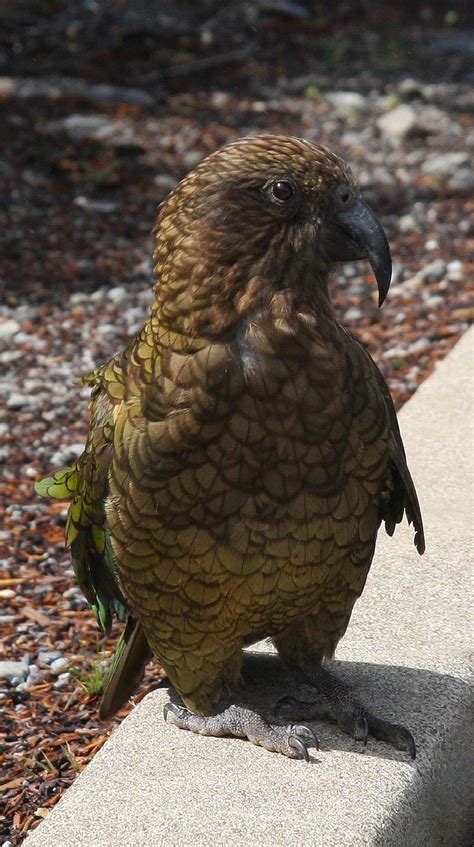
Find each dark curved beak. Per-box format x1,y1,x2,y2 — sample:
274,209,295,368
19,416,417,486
326,199,392,307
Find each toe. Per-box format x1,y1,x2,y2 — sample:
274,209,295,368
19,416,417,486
288,734,310,761
291,724,320,750
392,725,416,759
163,702,189,725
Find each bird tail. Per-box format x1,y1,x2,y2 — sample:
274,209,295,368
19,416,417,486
99,617,152,719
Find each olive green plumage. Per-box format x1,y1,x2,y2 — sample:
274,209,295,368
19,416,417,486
36,135,424,724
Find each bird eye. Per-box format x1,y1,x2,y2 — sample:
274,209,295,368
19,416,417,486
270,179,295,203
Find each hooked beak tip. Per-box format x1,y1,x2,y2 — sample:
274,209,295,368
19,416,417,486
331,198,392,307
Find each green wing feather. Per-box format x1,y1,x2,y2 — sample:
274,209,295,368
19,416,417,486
99,618,152,719
35,461,126,633
36,352,156,716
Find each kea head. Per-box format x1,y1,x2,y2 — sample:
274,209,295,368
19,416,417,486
153,135,391,337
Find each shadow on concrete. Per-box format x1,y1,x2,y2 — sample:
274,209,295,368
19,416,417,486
159,649,471,765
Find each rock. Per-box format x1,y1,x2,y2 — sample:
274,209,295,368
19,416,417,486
49,443,83,465
0,319,20,341
47,114,143,148
448,167,474,192
0,661,28,682
84,83,153,106
384,346,408,359
153,174,178,190
0,588,15,599
54,672,71,689
408,338,431,355
422,151,470,178
107,286,128,303
343,307,363,321
6,393,30,409
37,650,62,665
397,78,422,99
426,295,444,307
0,76,153,106
62,587,82,599
50,657,69,674
0,350,23,364
377,104,420,141
326,91,366,119
74,196,118,213
398,214,418,233
418,260,447,283
69,443,86,457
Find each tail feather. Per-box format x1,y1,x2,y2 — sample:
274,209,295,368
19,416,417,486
99,618,152,719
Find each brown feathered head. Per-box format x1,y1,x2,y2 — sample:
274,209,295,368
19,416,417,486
153,135,391,338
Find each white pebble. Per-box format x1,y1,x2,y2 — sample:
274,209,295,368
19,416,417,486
0,589,15,599
50,657,69,674
0,319,20,341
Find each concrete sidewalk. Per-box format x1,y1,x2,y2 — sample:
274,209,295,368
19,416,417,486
24,329,473,847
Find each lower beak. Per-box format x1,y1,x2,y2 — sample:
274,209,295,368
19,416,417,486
327,198,392,307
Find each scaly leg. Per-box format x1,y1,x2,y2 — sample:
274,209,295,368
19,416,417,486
164,701,319,761
275,662,416,758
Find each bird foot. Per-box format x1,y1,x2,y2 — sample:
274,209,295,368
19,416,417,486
163,701,319,761
274,666,416,759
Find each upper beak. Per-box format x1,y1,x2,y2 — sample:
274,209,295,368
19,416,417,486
327,198,392,307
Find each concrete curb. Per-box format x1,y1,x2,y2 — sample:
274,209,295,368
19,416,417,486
24,329,474,847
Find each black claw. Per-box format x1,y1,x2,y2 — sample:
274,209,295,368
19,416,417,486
163,702,182,722
288,735,310,762
291,724,320,751
406,731,416,760
354,716,369,746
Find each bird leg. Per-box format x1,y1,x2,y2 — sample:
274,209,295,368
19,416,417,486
164,701,319,761
275,663,416,758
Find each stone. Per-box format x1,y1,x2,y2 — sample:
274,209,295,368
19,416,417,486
50,657,69,674
47,115,143,148
74,196,118,213
107,287,128,304
343,307,363,321
6,393,30,409
377,104,419,141
421,151,470,178
0,661,28,682
398,214,418,233
326,91,367,118
448,167,474,191
0,319,20,341
0,589,15,599
418,260,447,284
37,650,62,665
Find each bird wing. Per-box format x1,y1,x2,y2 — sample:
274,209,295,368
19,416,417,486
35,330,159,715
344,330,425,555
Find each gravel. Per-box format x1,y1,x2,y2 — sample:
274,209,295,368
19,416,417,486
0,661,29,682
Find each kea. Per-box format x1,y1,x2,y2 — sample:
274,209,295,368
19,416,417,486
37,135,424,761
